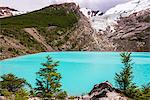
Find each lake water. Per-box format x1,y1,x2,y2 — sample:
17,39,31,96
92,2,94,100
0,52,150,95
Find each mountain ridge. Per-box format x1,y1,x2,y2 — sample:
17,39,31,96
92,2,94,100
0,1,150,60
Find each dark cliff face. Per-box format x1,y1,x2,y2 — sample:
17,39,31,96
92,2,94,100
112,9,150,51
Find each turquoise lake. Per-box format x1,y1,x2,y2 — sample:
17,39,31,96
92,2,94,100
0,52,150,95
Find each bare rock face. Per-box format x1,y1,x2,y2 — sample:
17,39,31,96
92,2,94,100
112,9,150,51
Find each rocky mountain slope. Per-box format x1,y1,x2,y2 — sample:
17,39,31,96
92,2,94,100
0,3,80,59
87,0,150,32
80,0,150,51
0,0,150,60
112,9,150,51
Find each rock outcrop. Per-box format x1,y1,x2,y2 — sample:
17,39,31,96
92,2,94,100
80,81,127,100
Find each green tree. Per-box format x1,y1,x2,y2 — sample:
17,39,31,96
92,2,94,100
35,56,63,99
115,52,134,91
0,73,27,92
114,52,150,99
0,73,30,100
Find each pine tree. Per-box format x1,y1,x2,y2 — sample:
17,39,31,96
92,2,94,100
35,56,62,99
115,52,134,91
114,52,150,99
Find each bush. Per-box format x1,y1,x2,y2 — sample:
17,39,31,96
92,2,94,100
55,91,68,100
8,48,20,55
15,88,29,100
0,47,3,52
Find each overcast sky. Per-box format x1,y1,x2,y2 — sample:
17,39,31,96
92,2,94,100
1,0,130,12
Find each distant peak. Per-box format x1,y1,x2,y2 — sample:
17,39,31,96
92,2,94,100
0,6,26,18
0,7,18,11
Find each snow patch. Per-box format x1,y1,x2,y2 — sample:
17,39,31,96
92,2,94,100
11,11,26,16
90,14,118,32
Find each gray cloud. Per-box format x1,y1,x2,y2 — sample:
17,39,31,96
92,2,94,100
1,0,130,12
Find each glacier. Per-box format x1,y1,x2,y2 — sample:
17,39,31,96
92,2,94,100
80,0,150,32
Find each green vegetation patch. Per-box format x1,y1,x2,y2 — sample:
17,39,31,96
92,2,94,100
0,28,45,51
143,16,150,23
36,26,76,48
0,7,78,28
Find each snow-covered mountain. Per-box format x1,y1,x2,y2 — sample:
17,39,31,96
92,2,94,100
78,0,150,52
0,7,26,18
80,0,150,32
